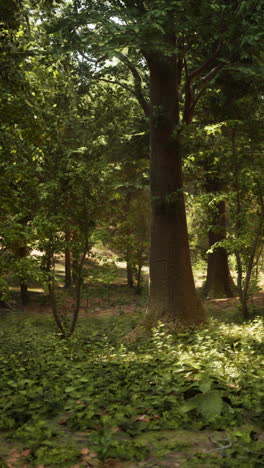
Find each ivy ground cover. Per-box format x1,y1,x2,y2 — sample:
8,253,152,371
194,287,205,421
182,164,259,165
0,311,263,467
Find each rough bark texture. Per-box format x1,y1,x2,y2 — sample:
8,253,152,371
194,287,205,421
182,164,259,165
145,56,206,328
203,178,235,299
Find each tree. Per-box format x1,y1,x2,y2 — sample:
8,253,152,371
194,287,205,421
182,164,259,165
184,129,237,299
228,120,264,318
38,0,263,330
199,68,263,299
0,0,40,306
101,164,150,293
189,61,264,302
0,2,119,335
98,109,150,293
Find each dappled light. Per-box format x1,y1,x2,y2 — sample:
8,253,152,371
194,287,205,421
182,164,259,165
1,0,263,466
0,311,264,466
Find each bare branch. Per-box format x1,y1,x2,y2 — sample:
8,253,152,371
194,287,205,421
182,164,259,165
114,51,150,116
80,50,108,65
183,57,194,124
196,63,224,89
96,77,135,94
183,56,189,81
189,44,221,81
191,64,224,109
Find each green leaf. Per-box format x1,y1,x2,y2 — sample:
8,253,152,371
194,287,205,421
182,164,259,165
65,387,76,393
199,379,212,393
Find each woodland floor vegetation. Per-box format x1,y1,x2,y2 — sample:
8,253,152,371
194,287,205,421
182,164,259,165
0,260,264,468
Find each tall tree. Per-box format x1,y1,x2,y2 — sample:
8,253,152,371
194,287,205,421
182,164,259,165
30,0,264,328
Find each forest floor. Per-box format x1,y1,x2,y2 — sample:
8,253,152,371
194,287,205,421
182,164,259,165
8,251,264,322
0,257,264,467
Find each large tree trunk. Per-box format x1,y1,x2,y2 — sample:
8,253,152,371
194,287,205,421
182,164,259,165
145,57,206,328
203,177,235,299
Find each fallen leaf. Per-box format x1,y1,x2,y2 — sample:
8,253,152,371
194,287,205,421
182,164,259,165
8,449,21,458
112,426,121,432
21,449,32,457
135,414,150,422
81,448,90,455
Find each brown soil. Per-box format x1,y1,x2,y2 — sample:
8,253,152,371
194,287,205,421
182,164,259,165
20,292,264,320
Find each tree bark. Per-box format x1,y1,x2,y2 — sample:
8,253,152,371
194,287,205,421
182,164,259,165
145,56,206,328
20,282,29,306
48,282,66,338
136,262,142,294
19,246,29,305
70,249,87,336
126,259,134,288
203,175,235,298
64,230,72,288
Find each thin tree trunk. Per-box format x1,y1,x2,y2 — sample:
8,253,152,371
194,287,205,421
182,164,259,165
136,262,142,294
241,300,250,320
239,212,264,320
233,130,264,320
44,243,66,337
19,246,29,305
145,57,206,328
126,259,134,288
48,282,66,337
70,249,87,336
20,283,29,306
64,230,72,288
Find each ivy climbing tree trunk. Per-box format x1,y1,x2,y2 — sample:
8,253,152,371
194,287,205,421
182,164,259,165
145,55,206,327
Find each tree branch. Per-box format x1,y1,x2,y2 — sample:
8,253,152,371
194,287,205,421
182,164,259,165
96,77,135,95
189,43,221,81
196,63,224,89
191,64,224,109
114,51,150,116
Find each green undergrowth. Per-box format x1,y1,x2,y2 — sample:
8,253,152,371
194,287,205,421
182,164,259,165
0,312,264,467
